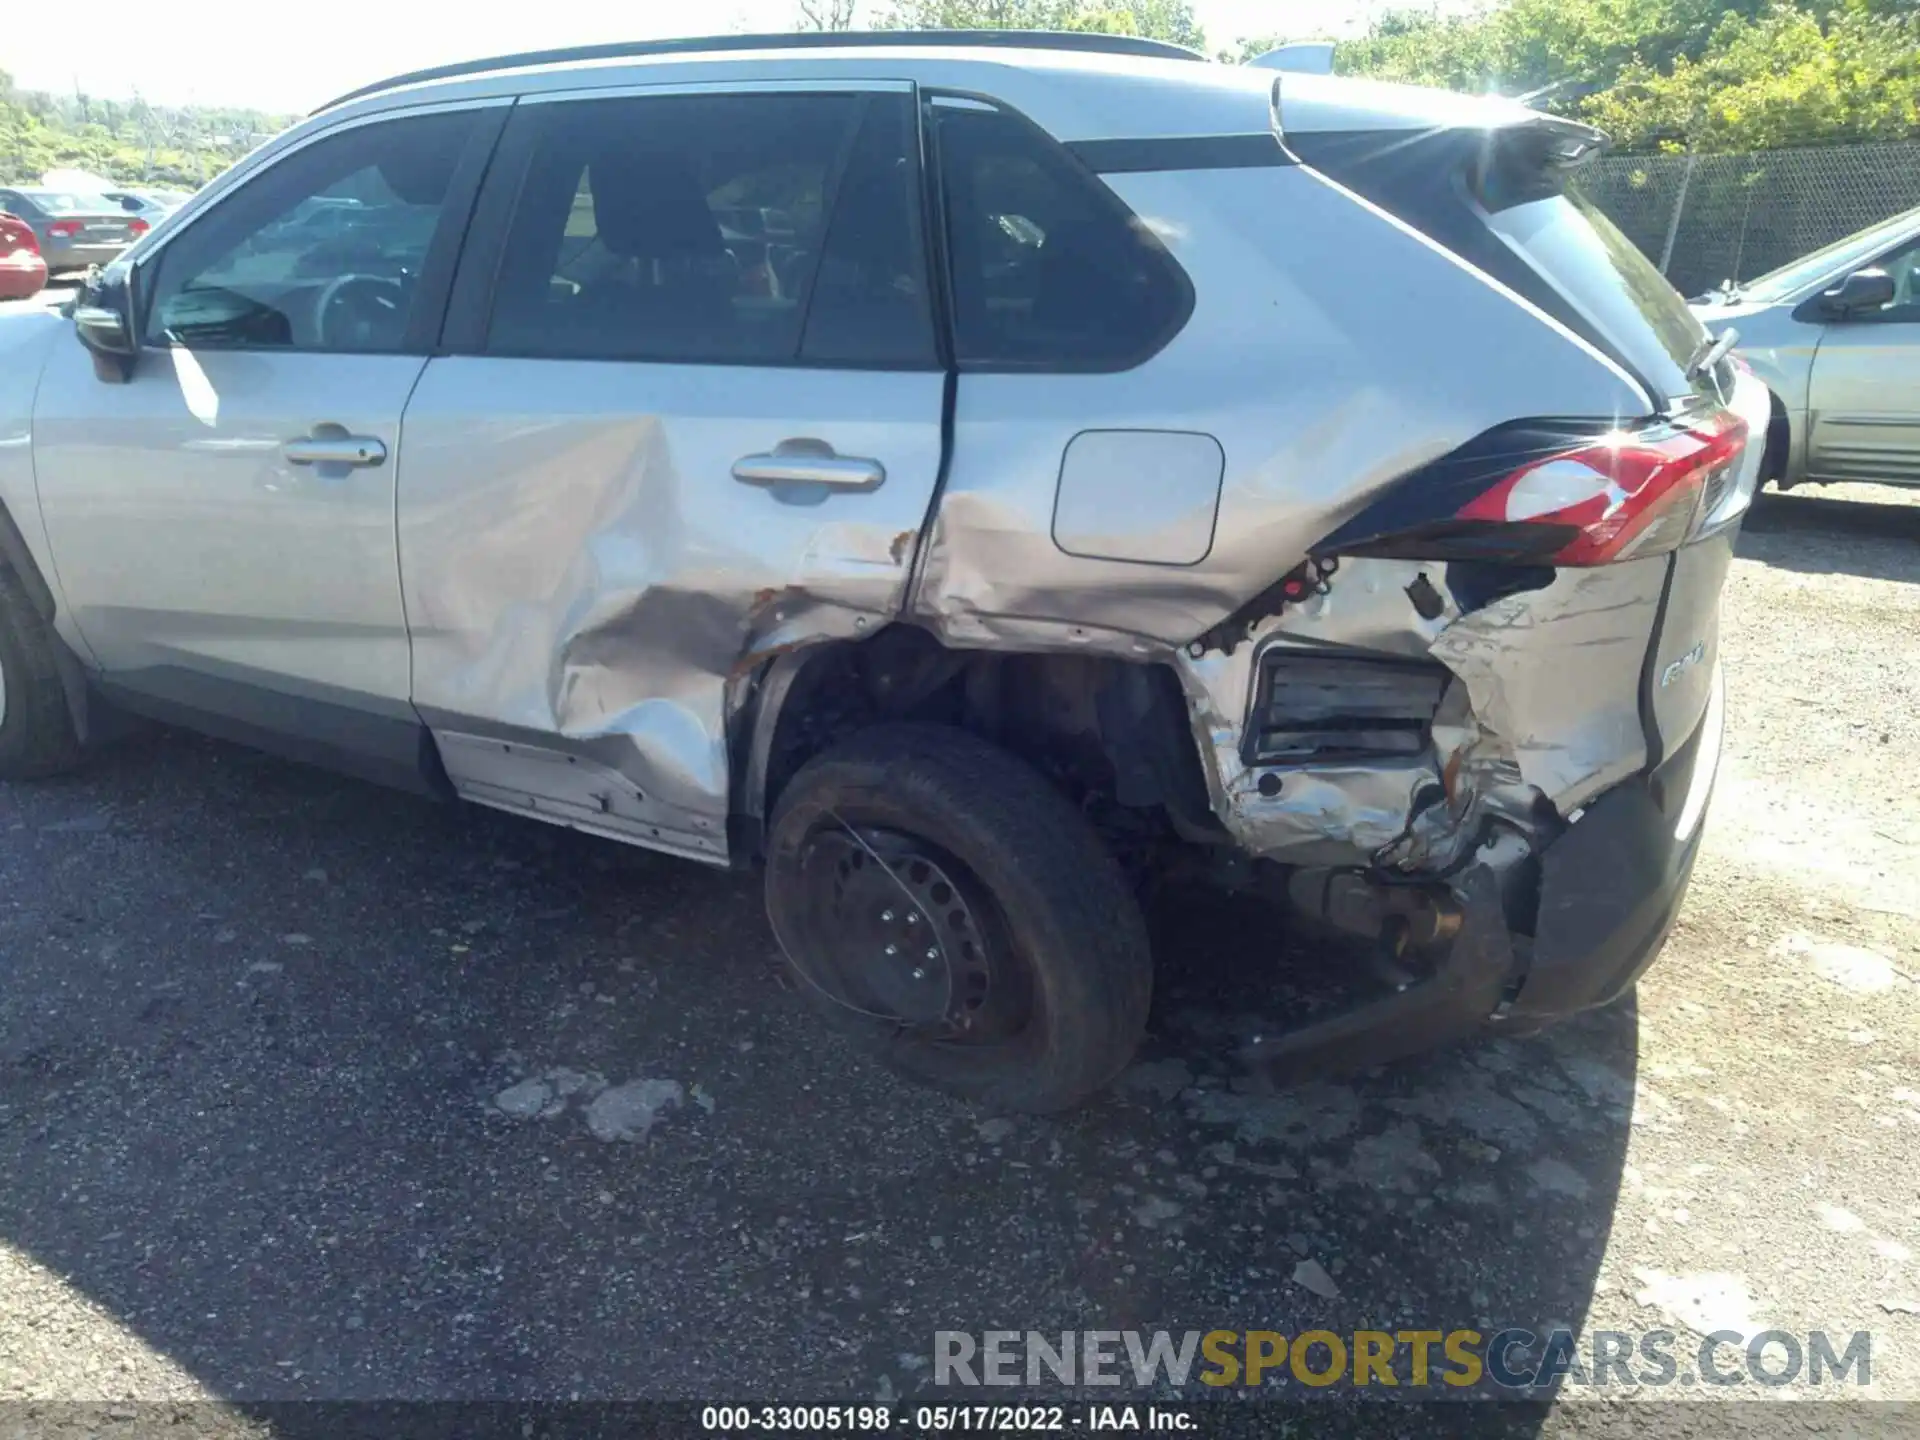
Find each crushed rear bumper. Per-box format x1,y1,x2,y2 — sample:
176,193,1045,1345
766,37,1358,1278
1505,660,1722,1023
1241,664,1722,1077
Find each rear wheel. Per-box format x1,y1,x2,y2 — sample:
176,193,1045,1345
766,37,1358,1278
765,724,1152,1113
0,563,84,780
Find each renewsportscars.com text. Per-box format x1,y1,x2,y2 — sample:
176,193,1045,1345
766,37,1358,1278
934,1328,1872,1390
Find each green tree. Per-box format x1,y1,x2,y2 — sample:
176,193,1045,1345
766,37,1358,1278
872,0,1205,49
0,81,295,187
797,0,861,28
1585,2,1920,149
1292,0,1920,152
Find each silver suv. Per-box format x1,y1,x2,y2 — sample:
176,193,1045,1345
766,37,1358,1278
0,32,1768,1111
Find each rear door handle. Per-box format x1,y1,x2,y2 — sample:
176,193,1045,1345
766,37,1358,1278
284,430,387,469
732,441,884,501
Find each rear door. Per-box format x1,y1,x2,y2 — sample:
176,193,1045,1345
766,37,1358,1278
1806,235,1920,485
30,103,502,782
398,82,944,861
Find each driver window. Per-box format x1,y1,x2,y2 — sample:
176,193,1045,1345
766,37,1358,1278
142,110,477,353
1870,239,1920,322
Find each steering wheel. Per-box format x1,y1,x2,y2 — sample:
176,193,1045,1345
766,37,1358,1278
315,273,409,350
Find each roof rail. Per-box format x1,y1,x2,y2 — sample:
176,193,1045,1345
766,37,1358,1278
313,29,1208,114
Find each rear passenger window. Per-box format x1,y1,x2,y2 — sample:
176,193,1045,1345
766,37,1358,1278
485,92,935,367
932,103,1192,371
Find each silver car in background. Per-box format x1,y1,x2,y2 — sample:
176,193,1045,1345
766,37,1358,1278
1692,204,1920,489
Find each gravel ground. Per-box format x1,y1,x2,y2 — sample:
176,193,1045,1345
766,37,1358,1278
1,483,1916,1428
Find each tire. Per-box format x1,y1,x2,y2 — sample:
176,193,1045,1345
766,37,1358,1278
0,562,84,780
766,723,1152,1114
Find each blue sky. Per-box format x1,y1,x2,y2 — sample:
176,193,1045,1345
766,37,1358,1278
7,0,1394,110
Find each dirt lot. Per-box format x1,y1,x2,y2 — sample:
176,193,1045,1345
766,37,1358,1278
1,483,1916,1426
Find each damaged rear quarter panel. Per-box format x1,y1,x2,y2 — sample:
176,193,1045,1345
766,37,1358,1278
1428,559,1664,813
1175,556,1666,868
395,358,945,855
910,163,1648,656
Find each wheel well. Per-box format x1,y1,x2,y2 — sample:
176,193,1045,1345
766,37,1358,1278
1761,388,1790,487
0,498,58,621
738,625,1222,862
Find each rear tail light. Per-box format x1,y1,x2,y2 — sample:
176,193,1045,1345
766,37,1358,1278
1326,410,1749,567
128,217,150,238
0,218,39,254
48,219,83,239
1457,411,1747,565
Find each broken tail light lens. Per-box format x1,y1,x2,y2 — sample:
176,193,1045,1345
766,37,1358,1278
1325,410,1749,567
1454,410,1748,565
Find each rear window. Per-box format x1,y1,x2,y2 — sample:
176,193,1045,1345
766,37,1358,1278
19,191,113,214
1484,189,1706,398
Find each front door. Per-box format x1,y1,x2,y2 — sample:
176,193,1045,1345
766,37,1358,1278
1807,235,1920,485
397,84,945,861
31,104,500,770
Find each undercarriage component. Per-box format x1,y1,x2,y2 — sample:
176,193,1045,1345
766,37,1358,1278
1241,863,1514,1083
1286,867,1464,950
1284,866,1466,989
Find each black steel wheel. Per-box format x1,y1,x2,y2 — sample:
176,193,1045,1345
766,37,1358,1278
766,724,1151,1113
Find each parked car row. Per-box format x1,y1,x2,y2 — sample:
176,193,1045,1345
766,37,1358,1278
0,185,193,300
0,210,49,301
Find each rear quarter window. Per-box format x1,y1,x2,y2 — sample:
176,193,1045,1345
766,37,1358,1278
931,102,1192,372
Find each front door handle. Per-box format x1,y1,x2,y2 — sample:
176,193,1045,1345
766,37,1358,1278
732,440,884,502
285,428,387,469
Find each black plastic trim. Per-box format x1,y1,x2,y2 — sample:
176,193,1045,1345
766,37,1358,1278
1516,707,1710,1020
97,670,450,799
1067,133,1292,174
316,30,1205,114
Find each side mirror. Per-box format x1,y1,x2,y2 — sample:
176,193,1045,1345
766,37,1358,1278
1822,267,1895,318
73,262,140,382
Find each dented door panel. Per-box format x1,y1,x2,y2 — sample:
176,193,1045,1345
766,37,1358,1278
397,358,945,859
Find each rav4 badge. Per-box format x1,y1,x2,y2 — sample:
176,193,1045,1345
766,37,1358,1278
1661,641,1706,688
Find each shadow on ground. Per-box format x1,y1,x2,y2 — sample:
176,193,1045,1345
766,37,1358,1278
1741,486,1920,580
0,729,1635,1416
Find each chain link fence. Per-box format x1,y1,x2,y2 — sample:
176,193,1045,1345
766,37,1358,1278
1579,141,1920,299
